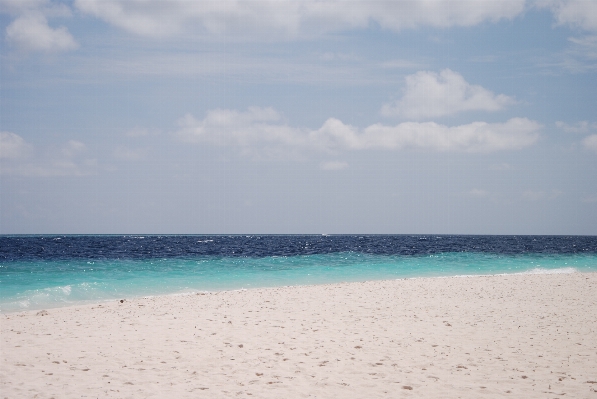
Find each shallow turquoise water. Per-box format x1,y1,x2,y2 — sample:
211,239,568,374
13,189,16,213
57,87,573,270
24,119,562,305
1,251,595,312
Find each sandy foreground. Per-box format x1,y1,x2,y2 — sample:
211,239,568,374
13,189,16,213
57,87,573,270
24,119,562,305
2,273,597,398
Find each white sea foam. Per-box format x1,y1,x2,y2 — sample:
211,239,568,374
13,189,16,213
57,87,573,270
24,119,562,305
516,267,577,275
403,267,579,281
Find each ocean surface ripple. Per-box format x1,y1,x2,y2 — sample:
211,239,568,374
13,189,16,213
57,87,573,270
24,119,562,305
2,235,597,261
1,235,596,312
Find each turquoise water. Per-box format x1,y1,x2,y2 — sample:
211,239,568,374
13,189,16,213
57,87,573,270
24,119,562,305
2,251,595,312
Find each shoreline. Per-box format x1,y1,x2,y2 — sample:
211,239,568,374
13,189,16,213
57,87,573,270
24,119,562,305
2,272,597,398
1,266,589,314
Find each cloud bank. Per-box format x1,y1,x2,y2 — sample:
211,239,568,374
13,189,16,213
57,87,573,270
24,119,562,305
74,0,526,38
556,120,597,133
5,13,78,52
543,0,597,32
381,69,515,119
2,0,78,53
0,132,94,176
175,107,541,154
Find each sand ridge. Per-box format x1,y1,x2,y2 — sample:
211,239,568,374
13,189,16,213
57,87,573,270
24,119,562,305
2,272,597,398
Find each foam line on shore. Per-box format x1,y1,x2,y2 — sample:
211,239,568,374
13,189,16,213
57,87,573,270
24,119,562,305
1,267,592,314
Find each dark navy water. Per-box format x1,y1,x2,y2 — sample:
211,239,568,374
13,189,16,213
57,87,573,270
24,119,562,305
3,235,597,260
1,235,596,312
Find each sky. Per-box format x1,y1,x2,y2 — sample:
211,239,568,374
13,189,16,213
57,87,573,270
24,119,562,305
1,0,596,235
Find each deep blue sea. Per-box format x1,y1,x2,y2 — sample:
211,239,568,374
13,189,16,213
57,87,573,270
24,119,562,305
1,235,596,312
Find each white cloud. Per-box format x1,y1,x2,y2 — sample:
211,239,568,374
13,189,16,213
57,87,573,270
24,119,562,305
558,35,597,72
74,0,525,39
320,161,349,171
5,13,78,53
1,136,95,176
381,69,515,119
176,107,295,146
175,107,541,154
582,134,597,152
568,35,597,59
543,0,597,32
353,118,539,152
556,120,597,133
0,131,31,159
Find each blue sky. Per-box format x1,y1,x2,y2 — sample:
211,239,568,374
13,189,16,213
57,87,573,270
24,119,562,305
1,0,596,234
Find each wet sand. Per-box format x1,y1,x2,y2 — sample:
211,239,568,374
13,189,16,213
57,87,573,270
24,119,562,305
2,272,597,398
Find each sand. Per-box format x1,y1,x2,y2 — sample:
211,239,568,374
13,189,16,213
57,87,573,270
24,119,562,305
2,272,597,398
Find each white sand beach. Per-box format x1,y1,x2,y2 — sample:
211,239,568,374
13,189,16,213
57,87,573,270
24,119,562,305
2,272,596,398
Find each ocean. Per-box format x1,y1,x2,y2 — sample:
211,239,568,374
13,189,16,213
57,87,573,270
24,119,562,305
1,235,596,312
